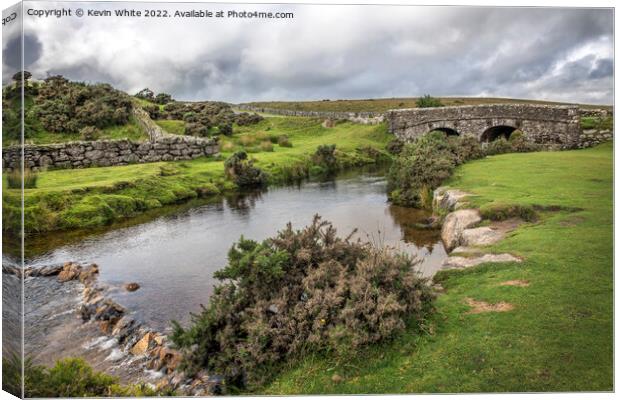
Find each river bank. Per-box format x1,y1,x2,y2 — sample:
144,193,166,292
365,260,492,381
3,116,392,235
262,142,613,393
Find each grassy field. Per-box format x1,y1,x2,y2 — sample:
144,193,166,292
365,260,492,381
3,116,391,234
260,142,613,393
243,97,612,113
4,117,149,146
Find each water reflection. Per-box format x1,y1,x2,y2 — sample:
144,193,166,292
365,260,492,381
13,171,446,332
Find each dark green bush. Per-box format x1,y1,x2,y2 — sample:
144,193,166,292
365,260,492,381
312,144,339,174
508,130,541,153
224,151,267,187
484,137,513,155
32,76,132,134
415,94,443,108
171,216,434,389
387,131,459,208
235,112,264,126
386,138,405,155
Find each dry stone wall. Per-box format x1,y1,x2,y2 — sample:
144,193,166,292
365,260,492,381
237,104,384,125
2,107,219,171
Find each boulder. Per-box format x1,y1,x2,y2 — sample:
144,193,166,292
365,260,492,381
461,227,503,247
433,187,470,213
58,262,82,282
441,209,481,251
125,282,140,292
131,332,155,356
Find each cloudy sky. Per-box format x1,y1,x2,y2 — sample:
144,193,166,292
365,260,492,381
4,3,614,104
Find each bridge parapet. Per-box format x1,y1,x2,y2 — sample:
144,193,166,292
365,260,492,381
387,104,581,149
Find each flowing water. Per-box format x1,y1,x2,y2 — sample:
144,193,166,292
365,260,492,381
7,170,446,333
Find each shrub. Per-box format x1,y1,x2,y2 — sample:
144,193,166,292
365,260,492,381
387,131,457,208
278,135,293,147
221,141,235,151
312,144,339,174
508,130,541,153
79,126,101,141
171,216,434,389
259,140,274,152
386,138,405,155
235,112,264,126
450,134,485,164
415,94,443,108
33,76,133,134
224,151,267,187
484,137,513,155
239,135,256,147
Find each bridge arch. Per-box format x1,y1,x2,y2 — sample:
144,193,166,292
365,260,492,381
480,125,517,142
430,127,459,136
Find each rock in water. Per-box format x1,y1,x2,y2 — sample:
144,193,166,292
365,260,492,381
125,282,140,292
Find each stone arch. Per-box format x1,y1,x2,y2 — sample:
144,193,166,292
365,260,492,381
430,127,460,136
480,125,517,142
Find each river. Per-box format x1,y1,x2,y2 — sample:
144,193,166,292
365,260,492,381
8,169,447,333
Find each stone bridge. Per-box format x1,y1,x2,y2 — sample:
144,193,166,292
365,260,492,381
387,104,582,149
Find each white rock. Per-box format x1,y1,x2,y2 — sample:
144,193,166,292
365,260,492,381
441,209,481,251
461,227,503,247
441,253,522,270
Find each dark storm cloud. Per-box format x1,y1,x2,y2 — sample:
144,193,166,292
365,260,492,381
21,4,613,104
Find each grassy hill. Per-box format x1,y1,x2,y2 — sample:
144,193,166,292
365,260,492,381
243,97,612,114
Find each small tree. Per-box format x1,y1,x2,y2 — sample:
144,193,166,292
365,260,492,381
135,88,154,100
415,94,443,108
154,92,173,104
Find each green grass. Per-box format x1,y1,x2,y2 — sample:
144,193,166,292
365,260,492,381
259,143,612,394
6,117,149,146
3,116,391,234
155,119,185,135
244,97,611,113
581,116,613,131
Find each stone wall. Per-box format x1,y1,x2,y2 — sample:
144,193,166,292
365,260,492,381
387,104,582,149
578,128,613,148
236,104,384,125
2,107,219,171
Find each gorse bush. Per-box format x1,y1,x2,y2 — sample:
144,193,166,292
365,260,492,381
224,151,267,187
33,75,132,134
171,216,434,389
415,94,443,108
235,112,264,126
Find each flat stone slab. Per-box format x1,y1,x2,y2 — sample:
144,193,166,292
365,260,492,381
441,253,522,270
461,227,504,247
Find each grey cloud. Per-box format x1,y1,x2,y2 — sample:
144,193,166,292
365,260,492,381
20,4,613,104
